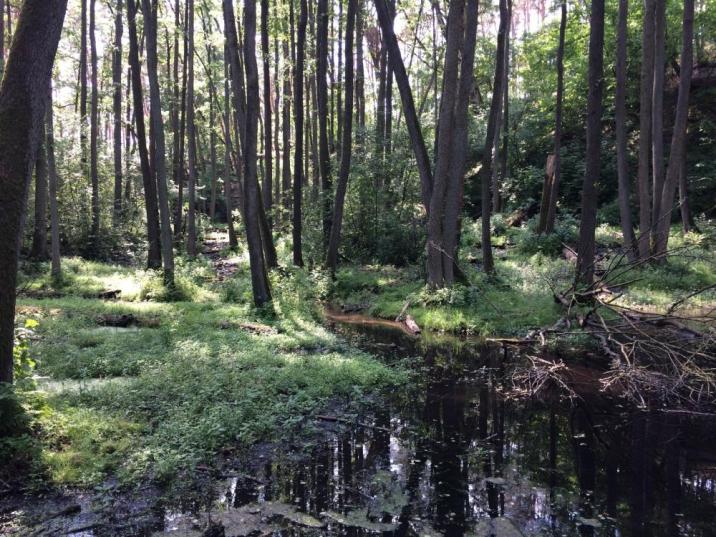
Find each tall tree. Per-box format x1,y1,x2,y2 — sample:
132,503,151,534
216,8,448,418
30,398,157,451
112,0,124,227
0,0,68,384
317,0,332,246
30,126,49,260
80,0,88,200
653,0,694,257
261,0,272,222
575,0,606,284
636,0,655,260
651,0,666,236
142,0,175,285
542,0,566,234
186,0,198,257
127,0,162,269
0,0,4,77
47,83,61,278
615,0,637,261
281,21,292,220
223,41,238,248
89,0,100,251
326,0,357,274
293,0,307,266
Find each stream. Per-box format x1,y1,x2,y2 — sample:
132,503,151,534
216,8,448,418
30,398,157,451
4,315,715,536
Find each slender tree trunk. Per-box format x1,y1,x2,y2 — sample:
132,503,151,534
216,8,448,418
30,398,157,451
0,0,68,384
171,0,181,223
678,149,694,233
186,0,198,256
47,83,61,277
174,4,189,239
336,0,343,156
293,0,307,266
498,0,511,207
89,0,100,252
575,0,605,284
653,0,694,257
317,0,332,246
636,0,655,260
261,0,272,223
356,0,365,129
326,0,356,275
544,0,566,234
80,0,88,203
223,42,238,248
30,125,49,260
615,0,637,261
0,0,4,78
127,0,161,269
281,33,292,220
142,0,175,285
112,0,124,227
273,33,281,211
651,0,666,237
374,0,433,211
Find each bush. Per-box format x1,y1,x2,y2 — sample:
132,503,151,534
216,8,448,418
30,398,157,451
515,215,579,257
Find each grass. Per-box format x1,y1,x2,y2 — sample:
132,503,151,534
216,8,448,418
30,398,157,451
7,253,408,489
331,218,716,336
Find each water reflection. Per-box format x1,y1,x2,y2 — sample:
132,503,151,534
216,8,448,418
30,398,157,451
166,320,716,536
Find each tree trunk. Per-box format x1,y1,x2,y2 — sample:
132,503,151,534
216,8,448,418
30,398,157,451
636,0,655,260
653,0,694,257
575,0,605,284
281,32,292,221
326,0,357,275
293,0,307,266
356,0,365,129
223,42,238,248
261,0,272,223
498,0,511,209
374,0,433,211
80,0,88,202
186,0,197,257
273,33,281,211
112,0,123,227
615,0,637,261
127,0,161,269
0,0,4,78
30,124,49,260
543,0,566,234
317,0,332,247
651,0,666,237
0,0,67,384
89,0,100,252
142,0,175,286
678,149,694,233
47,83,61,278
174,4,189,239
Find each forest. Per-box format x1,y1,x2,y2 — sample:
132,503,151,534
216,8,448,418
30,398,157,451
0,0,715,535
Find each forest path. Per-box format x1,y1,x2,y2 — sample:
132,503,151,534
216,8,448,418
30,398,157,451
202,228,240,282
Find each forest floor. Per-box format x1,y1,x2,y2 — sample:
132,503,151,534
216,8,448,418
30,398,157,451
2,221,714,534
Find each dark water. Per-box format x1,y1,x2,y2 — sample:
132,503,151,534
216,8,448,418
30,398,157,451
198,319,716,537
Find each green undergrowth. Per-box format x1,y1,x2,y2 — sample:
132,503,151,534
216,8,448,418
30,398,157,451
332,219,716,336
8,253,408,489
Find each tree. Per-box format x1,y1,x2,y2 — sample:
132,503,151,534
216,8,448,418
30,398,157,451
186,0,198,257
261,0,272,223
223,41,238,249
142,0,175,286
47,83,61,278
615,0,637,261
89,0,100,251
112,0,124,227
543,0,565,235
293,0,307,267
651,0,666,236
317,0,332,246
80,0,88,200
30,125,49,260
653,0,694,257
575,0,605,284
636,0,655,260
326,0,357,275
127,0,162,269
0,0,68,384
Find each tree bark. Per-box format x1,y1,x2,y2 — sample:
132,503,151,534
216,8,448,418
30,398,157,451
636,0,655,260
127,0,161,269
615,0,637,261
653,0,694,257
186,0,197,257
678,149,694,233
47,83,61,278
142,0,175,286
356,0,365,129
223,42,238,248
281,31,292,220
30,124,49,260
0,0,67,384
80,0,88,200
261,0,272,223
293,0,307,266
112,0,124,227
326,0,357,275
89,0,100,252
317,0,332,246
651,0,666,236
576,0,605,284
